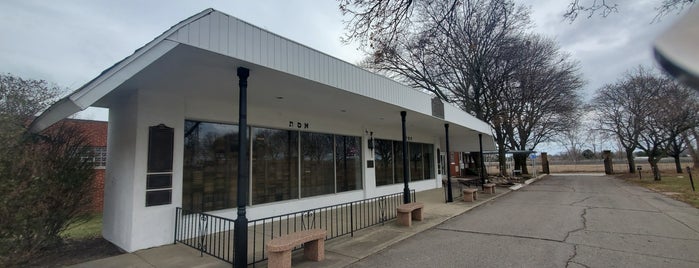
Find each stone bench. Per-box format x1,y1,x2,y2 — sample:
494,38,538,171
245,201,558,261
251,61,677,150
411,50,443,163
266,229,327,268
463,188,478,202
483,183,496,194
396,202,424,227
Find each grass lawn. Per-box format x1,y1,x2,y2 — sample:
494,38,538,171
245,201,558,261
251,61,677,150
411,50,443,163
619,172,699,208
61,213,102,239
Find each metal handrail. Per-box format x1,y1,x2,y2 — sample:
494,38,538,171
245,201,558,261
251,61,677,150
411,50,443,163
174,190,416,266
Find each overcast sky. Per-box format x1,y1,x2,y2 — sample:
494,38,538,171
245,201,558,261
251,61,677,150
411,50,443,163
0,0,691,152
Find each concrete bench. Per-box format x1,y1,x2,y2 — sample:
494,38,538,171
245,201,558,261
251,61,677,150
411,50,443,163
483,183,496,194
266,229,327,268
396,202,424,227
463,188,478,202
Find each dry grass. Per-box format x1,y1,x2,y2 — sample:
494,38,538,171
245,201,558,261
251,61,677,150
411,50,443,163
617,172,699,209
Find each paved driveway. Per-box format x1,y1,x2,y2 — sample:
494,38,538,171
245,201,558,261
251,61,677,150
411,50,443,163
351,174,699,267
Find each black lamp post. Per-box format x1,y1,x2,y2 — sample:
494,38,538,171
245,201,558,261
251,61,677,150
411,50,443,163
234,67,249,268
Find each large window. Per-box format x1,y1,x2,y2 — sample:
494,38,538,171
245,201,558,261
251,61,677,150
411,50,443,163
335,135,362,192
374,139,435,186
409,142,424,181
183,120,363,211
183,121,241,212
301,132,335,197
374,139,394,186
252,127,298,204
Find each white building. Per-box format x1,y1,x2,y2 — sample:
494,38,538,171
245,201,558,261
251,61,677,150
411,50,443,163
30,9,495,252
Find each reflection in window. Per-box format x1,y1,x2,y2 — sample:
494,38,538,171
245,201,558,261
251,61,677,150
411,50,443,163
183,120,364,212
393,140,404,183
301,132,335,197
183,121,240,212
336,135,362,192
374,139,435,186
423,144,435,180
410,142,424,181
374,139,394,186
252,127,298,205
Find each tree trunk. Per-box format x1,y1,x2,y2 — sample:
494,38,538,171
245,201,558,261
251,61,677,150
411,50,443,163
519,154,529,174
649,158,661,181
674,155,683,174
498,145,507,176
626,148,636,174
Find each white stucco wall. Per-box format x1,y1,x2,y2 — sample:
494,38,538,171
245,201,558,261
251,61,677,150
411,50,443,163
102,91,138,251
103,84,445,252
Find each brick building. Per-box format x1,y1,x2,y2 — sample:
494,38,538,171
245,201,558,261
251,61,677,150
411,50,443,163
57,118,108,212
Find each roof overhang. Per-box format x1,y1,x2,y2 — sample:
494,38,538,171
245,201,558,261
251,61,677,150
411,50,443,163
29,8,495,151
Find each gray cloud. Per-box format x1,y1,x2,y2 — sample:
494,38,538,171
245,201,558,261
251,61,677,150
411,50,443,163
0,0,689,122
522,0,684,100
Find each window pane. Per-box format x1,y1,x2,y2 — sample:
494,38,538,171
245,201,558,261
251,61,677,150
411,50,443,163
252,127,299,204
183,121,239,212
374,139,393,186
409,142,424,181
300,132,335,197
423,144,434,180
336,135,362,192
394,141,405,184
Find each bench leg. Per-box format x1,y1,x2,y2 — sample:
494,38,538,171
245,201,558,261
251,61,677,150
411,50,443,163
412,208,423,221
303,239,325,261
473,191,478,200
397,211,411,226
268,250,292,268
462,191,474,202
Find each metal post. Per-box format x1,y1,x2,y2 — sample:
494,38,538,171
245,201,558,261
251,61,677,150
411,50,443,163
687,166,695,192
401,111,411,204
234,67,249,268
445,124,453,202
479,134,485,189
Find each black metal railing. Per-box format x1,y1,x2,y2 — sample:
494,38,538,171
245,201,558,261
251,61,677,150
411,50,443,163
174,190,416,266
174,208,235,263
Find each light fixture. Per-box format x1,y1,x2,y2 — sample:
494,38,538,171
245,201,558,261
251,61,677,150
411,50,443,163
368,131,374,150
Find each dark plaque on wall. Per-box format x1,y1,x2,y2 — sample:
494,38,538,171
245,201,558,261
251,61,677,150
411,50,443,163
367,160,374,168
431,97,445,119
146,174,172,189
147,124,174,172
146,124,174,207
146,190,172,207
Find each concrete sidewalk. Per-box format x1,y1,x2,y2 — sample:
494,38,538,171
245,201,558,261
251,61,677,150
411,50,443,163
71,179,530,268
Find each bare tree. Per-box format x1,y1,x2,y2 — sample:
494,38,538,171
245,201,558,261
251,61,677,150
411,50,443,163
348,0,585,176
591,66,658,173
637,76,699,180
358,0,531,175
557,117,586,162
503,35,584,174
564,0,694,21
655,80,699,174
339,0,461,50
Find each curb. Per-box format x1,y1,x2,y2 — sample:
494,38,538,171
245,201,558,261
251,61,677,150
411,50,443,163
509,174,548,190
